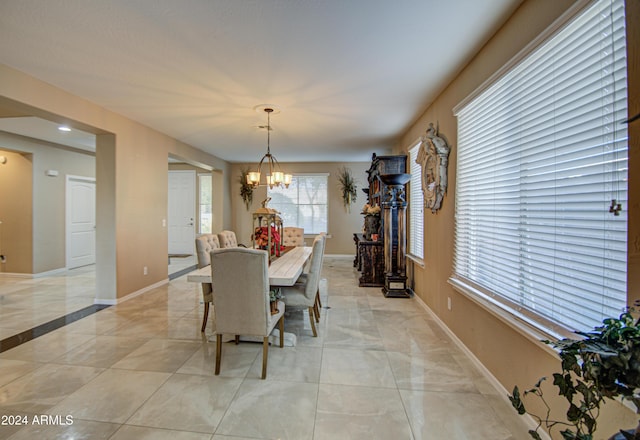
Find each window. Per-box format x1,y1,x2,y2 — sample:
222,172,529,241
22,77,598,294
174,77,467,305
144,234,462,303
268,174,328,234
199,174,212,233
452,0,627,335
408,142,424,260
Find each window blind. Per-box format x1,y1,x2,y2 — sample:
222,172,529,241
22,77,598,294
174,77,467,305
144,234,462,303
409,143,424,260
452,0,627,333
268,174,328,234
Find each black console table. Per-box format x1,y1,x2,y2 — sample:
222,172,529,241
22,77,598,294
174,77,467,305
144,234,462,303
354,233,384,287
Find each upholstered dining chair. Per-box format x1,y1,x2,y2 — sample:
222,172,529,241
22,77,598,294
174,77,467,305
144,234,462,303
217,230,246,248
297,233,326,322
282,227,305,247
195,234,220,332
281,233,325,337
210,247,285,379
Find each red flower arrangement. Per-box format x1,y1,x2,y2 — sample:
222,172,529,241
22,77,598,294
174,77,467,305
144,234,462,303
253,226,281,256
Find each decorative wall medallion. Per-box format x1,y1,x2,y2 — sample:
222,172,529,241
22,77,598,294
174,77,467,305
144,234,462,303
416,122,451,213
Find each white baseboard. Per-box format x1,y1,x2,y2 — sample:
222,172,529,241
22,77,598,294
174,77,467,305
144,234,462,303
0,272,32,278
34,268,68,278
94,278,169,305
0,267,67,278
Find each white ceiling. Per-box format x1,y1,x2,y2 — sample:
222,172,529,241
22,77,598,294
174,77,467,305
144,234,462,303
0,0,522,163
0,117,96,152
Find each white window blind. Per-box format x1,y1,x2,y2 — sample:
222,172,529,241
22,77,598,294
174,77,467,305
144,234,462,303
409,143,424,260
268,174,328,234
452,0,627,334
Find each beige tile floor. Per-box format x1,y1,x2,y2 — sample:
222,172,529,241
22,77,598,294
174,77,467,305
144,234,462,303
0,256,532,439
0,256,197,338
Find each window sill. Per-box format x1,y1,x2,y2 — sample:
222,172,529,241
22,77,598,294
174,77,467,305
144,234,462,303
407,253,424,268
447,277,563,358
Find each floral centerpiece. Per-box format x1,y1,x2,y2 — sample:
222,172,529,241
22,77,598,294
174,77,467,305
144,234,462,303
253,225,281,257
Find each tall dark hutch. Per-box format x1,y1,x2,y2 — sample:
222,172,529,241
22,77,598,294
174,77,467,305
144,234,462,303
354,153,406,288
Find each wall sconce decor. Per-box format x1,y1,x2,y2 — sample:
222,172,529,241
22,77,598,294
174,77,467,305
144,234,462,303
416,122,451,213
0,156,7,164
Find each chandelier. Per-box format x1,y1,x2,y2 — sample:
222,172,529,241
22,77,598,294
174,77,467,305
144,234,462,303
246,107,292,189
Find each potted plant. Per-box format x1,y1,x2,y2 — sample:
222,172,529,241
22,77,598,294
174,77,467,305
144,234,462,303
509,304,640,440
269,287,283,314
337,166,358,212
240,167,254,210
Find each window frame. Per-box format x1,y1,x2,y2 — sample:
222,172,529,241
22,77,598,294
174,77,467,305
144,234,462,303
267,173,329,235
198,173,212,234
408,140,424,264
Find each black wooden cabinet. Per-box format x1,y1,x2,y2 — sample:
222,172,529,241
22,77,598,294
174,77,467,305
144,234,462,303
354,233,384,286
366,153,406,242
355,154,406,287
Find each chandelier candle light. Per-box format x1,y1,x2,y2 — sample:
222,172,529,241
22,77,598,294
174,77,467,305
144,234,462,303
246,107,293,189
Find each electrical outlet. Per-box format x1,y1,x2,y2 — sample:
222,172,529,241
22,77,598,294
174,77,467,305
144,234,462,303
143,266,148,275
447,297,452,311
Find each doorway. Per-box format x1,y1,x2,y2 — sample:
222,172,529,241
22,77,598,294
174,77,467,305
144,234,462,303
65,175,96,269
168,170,196,256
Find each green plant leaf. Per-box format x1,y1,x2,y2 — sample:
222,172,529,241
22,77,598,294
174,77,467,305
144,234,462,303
560,429,578,440
509,386,527,415
554,373,576,401
582,412,596,433
566,403,582,423
528,430,543,440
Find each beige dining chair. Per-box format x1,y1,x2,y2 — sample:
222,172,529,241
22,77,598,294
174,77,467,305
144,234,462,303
297,233,326,322
281,234,325,337
195,234,220,332
282,227,304,247
210,247,285,379
217,230,246,248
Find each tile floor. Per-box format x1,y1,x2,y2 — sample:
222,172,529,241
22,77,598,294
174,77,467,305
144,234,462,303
0,256,532,439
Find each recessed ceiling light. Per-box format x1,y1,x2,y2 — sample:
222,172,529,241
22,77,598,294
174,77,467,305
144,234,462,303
58,126,71,132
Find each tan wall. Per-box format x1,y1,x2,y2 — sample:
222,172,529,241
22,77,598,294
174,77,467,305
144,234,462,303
0,65,230,301
230,162,369,255
0,148,33,273
395,0,638,437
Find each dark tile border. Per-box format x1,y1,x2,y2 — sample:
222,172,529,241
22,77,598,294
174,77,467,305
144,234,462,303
0,304,111,353
0,264,196,353
169,264,197,280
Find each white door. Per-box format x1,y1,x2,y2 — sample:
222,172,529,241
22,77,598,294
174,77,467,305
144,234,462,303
66,176,96,269
168,170,196,255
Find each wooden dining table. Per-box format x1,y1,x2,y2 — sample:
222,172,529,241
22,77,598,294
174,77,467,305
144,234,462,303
186,246,313,347
186,245,312,286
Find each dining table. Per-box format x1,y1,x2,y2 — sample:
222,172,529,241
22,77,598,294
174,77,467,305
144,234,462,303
186,245,312,286
186,245,313,346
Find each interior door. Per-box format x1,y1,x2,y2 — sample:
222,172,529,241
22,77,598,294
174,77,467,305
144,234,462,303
168,170,196,255
66,175,96,269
